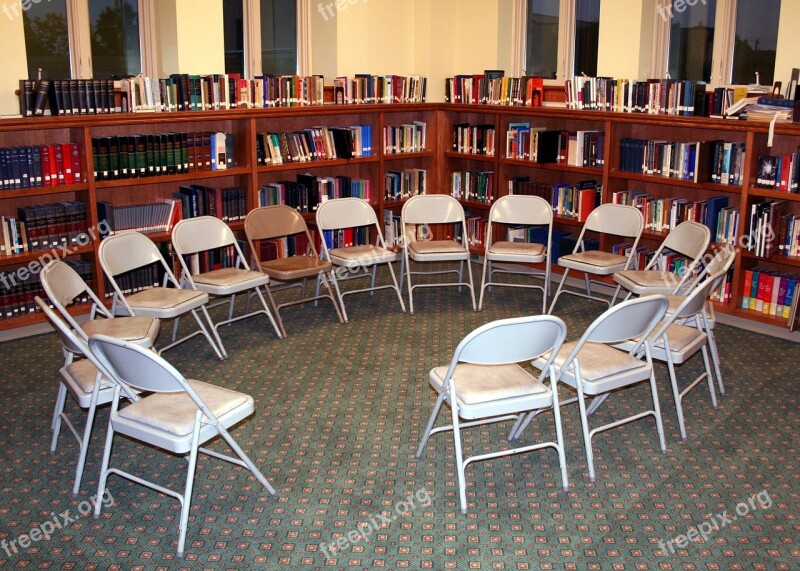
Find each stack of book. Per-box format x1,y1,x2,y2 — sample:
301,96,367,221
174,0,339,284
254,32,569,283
2,259,92,320
255,126,370,165
452,123,495,155
444,71,545,107
332,74,427,104
259,174,371,212
2,201,89,256
742,268,798,320
383,121,427,154
756,152,800,192
505,124,604,167
384,169,426,200
450,170,494,203
1,143,81,189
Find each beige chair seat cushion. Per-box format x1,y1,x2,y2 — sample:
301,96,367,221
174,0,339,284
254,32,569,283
551,341,649,383
81,316,160,347
615,269,678,292
409,240,467,255
329,245,397,265
488,241,546,258
63,359,102,397
429,363,548,405
559,251,629,272
125,286,208,311
192,267,268,288
261,255,331,280
117,380,250,436
649,323,706,353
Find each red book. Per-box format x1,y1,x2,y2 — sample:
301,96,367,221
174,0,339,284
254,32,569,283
53,144,65,185
61,143,74,184
40,144,53,186
69,142,81,182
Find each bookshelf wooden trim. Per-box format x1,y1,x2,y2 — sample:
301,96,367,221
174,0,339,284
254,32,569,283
0,184,90,199
94,167,253,189
256,156,379,173
607,170,745,194
747,188,800,202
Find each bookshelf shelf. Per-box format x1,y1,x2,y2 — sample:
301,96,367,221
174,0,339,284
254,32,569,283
0,103,796,335
94,167,252,189
0,244,94,266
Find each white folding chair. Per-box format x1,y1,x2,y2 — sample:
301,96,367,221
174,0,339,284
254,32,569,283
244,205,345,336
171,216,283,350
315,197,406,322
37,297,138,497
526,295,669,481
98,231,226,360
478,194,553,313
401,194,476,314
416,314,569,513
614,220,711,298
40,260,160,349
548,203,644,314
88,333,276,558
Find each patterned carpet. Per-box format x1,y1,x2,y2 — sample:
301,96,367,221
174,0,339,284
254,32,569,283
0,265,797,570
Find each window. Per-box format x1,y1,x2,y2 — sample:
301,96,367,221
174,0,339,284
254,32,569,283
223,0,299,77
23,0,143,80
89,0,142,79
523,0,601,81
657,0,781,87
23,0,71,80
731,0,781,86
667,0,716,82
525,0,559,79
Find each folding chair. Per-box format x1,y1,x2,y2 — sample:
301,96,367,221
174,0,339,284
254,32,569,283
171,216,283,349
614,220,711,299
244,205,344,336
98,230,226,360
88,333,276,558
548,203,644,314
37,297,138,497
478,194,553,313
526,295,669,481
401,194,476,314
40,260,160,349
416,314,569,513
315,197,406,322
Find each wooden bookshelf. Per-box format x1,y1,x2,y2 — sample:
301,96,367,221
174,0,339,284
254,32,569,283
1,103,799,333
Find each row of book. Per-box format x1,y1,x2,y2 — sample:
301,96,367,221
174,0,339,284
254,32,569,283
383,122,427,154
452,123,496,156
505,125,605,167
741,267,799,320
385,169,427,201
1,143,82,190
1,259,93,320
451,170,495,203
2,201,89,256
755,152,800,192
19,78,119,117
619,138,746,185
507,177,601,222
255,126,371,166
91,132,233,182
465,214,488,246
257,232,311,263
564,77,740,118
259,174,371,213
332,74,427,105
320,226,370,251
746,200,800,258
444,72,545,107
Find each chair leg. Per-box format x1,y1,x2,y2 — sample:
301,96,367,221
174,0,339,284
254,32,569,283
328,269,349,323
252,286,284,339
319,272,346,324
195,307,228,360
457,261,463,293
585,393,609,416
386,262,407,314
573,363,597,482
71,379,104,497
405,254,415,315
176,413,203,558
369,265,378,295
548,269,571,314
94,386,121,520
448,385,469,514
706,323,725,395
227,294,236,323
416,391,447,457
465,259,477,311
645,345,667,454
263,285,287,338
701,345,718,409
171,317,181,343
549,373,569,491
51,383,68,440
664,343,687,442
478,259,489,311
608,284,623,306
218,428,276,496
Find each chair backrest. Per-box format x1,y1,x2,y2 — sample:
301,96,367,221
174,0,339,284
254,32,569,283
172,216,237,256
402,194,465,225
40,261,112,329
35,295,87,358
661,221,711,261
583,203,643,238
88,333,188,394
578,295,669,356
315,197,379,231
245,205,308,241
455,314,567,366
98,231,169,277
488,195,553,226
700,244,736,281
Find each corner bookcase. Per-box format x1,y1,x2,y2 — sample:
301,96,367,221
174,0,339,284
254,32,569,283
1,103,798,332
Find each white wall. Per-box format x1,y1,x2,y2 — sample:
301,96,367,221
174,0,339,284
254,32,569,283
597,0,656,79
774,0,800,96
0,1,28,117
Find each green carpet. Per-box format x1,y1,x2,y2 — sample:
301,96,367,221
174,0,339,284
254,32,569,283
0,266,797,569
